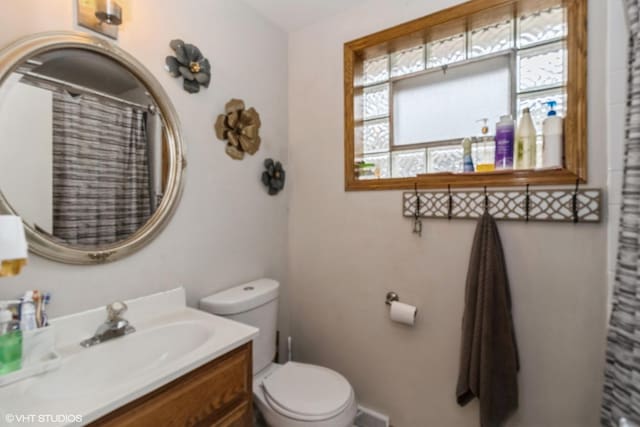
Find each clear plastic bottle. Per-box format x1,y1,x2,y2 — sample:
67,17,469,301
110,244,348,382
515,108,537,170
0,302,22,375
475,119,495,172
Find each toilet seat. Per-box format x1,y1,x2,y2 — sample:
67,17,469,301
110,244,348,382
261,362,353,422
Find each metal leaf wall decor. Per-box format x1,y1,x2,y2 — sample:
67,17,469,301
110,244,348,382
262,159,285,195
215,99,262,160
165,39,211,93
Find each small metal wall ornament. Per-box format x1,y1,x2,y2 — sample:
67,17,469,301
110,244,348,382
215,99,262,160
165,39,211,93
262,159,285,195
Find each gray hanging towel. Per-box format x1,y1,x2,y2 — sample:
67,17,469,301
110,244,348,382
456,212,519,427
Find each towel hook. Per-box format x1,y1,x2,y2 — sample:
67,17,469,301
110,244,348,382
447,184,453,220
525,184,530,222
413,183,422,236
572,178,580,224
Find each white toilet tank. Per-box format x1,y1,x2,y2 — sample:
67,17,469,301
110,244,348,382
200,279,279,374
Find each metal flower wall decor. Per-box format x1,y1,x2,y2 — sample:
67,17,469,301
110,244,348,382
165,39,211,93
262,159,285,195
215,99,262,160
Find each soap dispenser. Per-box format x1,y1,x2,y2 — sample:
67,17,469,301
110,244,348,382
542,101,563,168
475,119,495,172
0,301,22,375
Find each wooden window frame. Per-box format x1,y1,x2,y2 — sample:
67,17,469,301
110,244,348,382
344,0,587,191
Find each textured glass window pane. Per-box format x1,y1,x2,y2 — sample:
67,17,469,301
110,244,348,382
390,46,425,77
517,88,566,134
470,20,513,58
427,34,466,68
360,153,390,179
363,84,389,120
363,55,389,85
391,149,427,178
518,7,566,48
427,146,463,173
363,119,389,153
517,42,566,92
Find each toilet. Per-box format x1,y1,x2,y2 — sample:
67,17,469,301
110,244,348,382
200,279,357,427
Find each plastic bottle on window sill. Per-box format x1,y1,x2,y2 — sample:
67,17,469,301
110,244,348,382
494,115,515,170
542,101,564,168
462,137,475,172
515,108,536,170
475,119,495,172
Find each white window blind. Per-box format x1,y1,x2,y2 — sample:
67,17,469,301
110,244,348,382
392,54,512,145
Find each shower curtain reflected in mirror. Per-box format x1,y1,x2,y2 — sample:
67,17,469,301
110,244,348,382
51,92,152,246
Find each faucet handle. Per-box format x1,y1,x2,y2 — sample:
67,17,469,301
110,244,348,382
107,301,128,321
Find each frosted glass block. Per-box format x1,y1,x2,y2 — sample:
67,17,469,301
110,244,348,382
427,34,466,68
517,42,566,92
363,84,389,120
363,55,389,85
390,46,425,77
363,119,389,153
391,149,427,178
361,153,390,179
517,88,566,134
470,20,513,58
518,7,566,48
427,145,463,173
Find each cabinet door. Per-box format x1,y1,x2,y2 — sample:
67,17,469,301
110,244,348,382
91,342,253,427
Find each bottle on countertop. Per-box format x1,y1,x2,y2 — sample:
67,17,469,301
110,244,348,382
542,101,564,168
0,301,22,375
515,108,537,170
19,291,37,332
494,115,515,170
475,118,495,172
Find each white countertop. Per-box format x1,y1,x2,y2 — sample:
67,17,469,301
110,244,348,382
0,288,258,426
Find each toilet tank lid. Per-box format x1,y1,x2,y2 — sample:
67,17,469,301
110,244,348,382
200,278,279,315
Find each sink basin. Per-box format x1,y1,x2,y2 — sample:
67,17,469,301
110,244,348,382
0,288,259,426
30,320,213,399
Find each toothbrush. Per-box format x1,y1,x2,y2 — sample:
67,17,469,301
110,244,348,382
42,293,50,327
33,290,42,328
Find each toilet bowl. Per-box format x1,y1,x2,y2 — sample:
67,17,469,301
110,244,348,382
254,362,357,427
199,279,357,427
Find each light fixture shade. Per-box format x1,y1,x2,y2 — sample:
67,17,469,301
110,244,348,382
0,215,28,277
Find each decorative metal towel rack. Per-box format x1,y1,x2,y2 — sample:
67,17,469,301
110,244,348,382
403,183,601,233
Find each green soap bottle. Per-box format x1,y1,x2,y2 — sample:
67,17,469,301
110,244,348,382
0,303,22,375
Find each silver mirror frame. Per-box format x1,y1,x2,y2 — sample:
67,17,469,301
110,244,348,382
0,32,186,264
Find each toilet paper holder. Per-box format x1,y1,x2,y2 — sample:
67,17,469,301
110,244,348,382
385,292,400,306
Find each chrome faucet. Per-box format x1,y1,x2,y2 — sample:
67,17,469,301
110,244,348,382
80,301,135,348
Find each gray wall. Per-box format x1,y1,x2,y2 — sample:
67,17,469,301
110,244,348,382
0,0,290,351
287,0,609,426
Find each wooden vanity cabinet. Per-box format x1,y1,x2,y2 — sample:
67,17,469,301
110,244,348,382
90,342,253,427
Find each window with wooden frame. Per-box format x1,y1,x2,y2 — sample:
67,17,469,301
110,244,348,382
344,0,586,191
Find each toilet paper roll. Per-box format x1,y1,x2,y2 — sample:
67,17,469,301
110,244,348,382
389,301,417,326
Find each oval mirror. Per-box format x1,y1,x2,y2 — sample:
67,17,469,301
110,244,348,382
0,32,185,264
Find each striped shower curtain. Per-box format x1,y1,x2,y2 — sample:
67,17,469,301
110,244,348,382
601,1,640,425
52,92,152,246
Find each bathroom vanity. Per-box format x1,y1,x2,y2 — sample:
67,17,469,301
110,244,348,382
0,288,258,426
91,342,253,426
